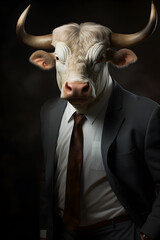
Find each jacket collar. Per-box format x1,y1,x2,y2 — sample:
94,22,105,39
107,79,124,112
101,79,125,170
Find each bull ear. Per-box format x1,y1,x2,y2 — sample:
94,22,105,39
109,49,137,68
29,50,55,70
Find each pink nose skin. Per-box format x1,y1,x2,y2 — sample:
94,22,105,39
63,81,92,99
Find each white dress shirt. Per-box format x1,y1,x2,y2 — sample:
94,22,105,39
55,76,126,226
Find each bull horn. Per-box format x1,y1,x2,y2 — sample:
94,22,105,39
16,5,53,49
110,1,158,47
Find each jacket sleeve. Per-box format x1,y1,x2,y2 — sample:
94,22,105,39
141,105,160,240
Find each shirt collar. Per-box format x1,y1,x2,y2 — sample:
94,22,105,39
65,75,113,124
66,102,77,123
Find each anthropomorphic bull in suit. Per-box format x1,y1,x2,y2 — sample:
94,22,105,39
16,3,160,240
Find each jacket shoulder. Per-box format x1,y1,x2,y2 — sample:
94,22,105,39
40,98,67,120
122,86,160,115
40,98,59,117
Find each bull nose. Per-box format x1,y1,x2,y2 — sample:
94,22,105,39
63,81,92,98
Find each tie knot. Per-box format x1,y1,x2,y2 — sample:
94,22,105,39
73,112,86,126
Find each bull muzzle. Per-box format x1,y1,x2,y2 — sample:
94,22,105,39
62,81,93,103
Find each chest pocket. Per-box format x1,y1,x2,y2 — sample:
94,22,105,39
90,141,105,171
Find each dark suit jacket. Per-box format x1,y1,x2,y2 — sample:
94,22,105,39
40,80,160,240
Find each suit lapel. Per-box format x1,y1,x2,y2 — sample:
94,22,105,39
101,82,142,220
48,98,67,161
44,99,67,185
101,81,125,172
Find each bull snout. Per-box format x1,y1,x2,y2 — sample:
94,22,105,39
62,81,92,100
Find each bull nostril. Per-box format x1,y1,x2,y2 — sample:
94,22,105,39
82,83,89,93
66,82,72,91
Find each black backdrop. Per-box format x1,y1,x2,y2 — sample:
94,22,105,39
1,0,160,239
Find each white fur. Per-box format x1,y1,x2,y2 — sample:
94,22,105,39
55,40,110,104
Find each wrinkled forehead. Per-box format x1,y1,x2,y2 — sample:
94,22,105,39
55,41,107,63
51,22,111,53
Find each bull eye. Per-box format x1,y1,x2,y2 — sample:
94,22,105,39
55,53,66,64
96,53,106,64
56,56,60,61
100,54,106,62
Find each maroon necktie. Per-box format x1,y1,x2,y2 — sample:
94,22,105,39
63,112,86,231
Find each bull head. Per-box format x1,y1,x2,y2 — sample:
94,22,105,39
16,2,157,113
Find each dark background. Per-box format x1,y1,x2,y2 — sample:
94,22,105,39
1,0,160,239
